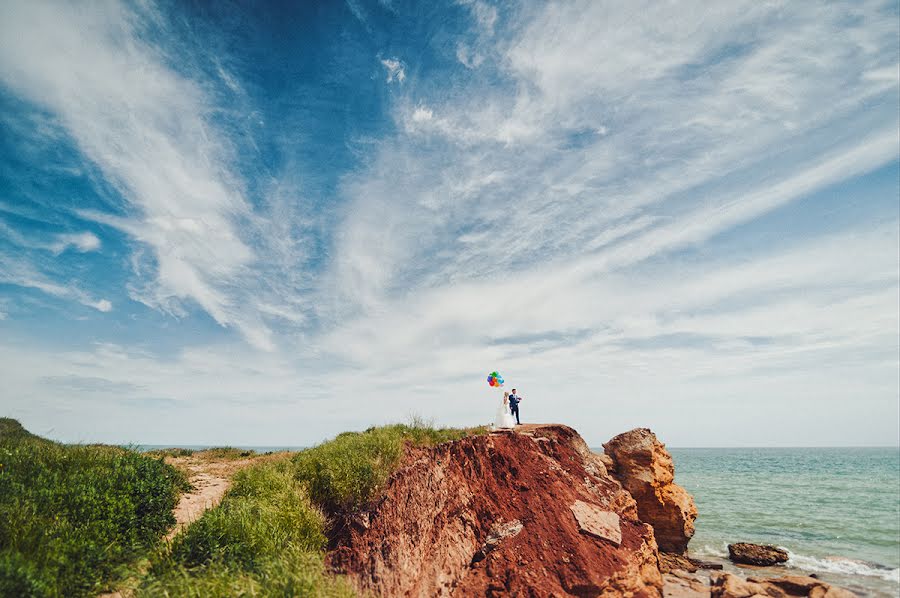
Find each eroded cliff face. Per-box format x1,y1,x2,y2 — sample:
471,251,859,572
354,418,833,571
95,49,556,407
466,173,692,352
603,428,698,555
327,425,665,597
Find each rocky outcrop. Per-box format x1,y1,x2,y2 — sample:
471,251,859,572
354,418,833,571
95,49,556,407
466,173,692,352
327,425,663,597
728,543,789,566
710,573,857,598
603,428,698,554
663,570,711,598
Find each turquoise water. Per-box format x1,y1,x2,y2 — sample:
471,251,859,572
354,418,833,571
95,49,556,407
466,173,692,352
670,447,900,597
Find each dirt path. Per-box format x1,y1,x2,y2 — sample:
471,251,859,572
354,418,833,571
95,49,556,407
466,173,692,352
165,469,231,541
161,453,265,540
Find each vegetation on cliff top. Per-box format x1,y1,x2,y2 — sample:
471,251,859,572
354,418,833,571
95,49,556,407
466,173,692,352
293,421,487,511
0,418,188,597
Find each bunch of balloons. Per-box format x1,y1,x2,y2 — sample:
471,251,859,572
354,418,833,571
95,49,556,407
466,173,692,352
486,371,504,388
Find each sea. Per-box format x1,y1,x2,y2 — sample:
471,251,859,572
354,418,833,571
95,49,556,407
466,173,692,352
138,444,899,596
669,447,900,597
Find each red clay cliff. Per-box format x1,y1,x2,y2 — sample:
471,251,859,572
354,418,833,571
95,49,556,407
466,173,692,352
326,424,701,597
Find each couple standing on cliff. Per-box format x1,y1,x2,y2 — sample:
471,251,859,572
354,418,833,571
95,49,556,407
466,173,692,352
494,389,523,429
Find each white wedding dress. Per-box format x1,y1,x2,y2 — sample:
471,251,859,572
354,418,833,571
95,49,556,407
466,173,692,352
493,395,516,429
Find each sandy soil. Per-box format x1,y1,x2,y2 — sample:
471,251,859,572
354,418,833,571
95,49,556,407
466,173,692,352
162,453,266,540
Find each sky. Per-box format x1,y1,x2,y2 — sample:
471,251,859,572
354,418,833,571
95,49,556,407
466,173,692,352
0,0,898,448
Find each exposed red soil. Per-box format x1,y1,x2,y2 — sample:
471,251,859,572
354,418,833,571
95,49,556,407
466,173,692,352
326,424,664,597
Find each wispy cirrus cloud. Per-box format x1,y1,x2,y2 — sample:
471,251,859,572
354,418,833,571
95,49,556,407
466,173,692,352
0,1,288,349
0,0,896,446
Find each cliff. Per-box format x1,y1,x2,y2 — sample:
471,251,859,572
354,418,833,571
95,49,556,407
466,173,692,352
326,424,694,597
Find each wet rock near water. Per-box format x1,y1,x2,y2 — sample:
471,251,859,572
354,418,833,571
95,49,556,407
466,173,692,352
728,542,790,566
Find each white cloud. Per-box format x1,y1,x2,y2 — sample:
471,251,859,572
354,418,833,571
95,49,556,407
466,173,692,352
50,232,101,254
0,221,101,254
0,1,291,350
458,0,498,36
0,253,112,312
411,105,433,122
380,57,406,84
456,43,484,69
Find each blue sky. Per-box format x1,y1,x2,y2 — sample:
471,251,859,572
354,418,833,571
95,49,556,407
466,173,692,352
0,0,898,447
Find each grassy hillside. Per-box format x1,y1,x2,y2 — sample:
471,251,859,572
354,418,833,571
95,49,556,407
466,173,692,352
0,417,484,596
0,419,188,597
140,421,485,596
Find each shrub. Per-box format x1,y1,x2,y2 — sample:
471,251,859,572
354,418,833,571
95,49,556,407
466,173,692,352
292,422,485,512
0,420,188,597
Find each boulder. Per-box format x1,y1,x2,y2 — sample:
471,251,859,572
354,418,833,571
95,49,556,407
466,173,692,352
753,576,857,598
603,428,698,553
663,570,711,598
710,572,776,597
728,543,789,566
659,552,699,573
711,573,857,598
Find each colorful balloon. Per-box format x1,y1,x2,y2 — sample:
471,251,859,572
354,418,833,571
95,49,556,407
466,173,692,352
486,371,505,389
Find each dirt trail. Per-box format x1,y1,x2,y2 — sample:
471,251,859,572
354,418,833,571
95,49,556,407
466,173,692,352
162,454,260,540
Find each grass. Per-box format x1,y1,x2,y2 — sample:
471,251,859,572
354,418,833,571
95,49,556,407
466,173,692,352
292,421,486,512
143,447,196,459
140,459,355,597
200,447,256,460
1,416,484,596
0,418,188,597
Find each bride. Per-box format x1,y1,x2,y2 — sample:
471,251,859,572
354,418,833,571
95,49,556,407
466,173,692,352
493,391,516,429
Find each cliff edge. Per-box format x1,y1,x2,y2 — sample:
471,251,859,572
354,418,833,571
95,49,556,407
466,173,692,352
326,424,694,597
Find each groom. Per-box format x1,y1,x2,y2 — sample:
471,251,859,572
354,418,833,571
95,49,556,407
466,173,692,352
508,389,523,425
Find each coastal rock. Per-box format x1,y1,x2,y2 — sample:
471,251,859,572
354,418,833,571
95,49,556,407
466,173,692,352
728,543,789,566
663,570,712,598
660,552,699,573
711,573,857,598
750,576,857,598
603,428,698,553
327,424,663,597
710,572,778,597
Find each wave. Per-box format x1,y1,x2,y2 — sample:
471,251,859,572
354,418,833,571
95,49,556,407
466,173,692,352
786,551,900,584
689,543,899,584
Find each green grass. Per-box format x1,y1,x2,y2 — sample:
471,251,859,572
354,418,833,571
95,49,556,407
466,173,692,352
200,447,256,460
292,421,486,512
141,460,355,597
0,419,188,597
143,447,195,459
